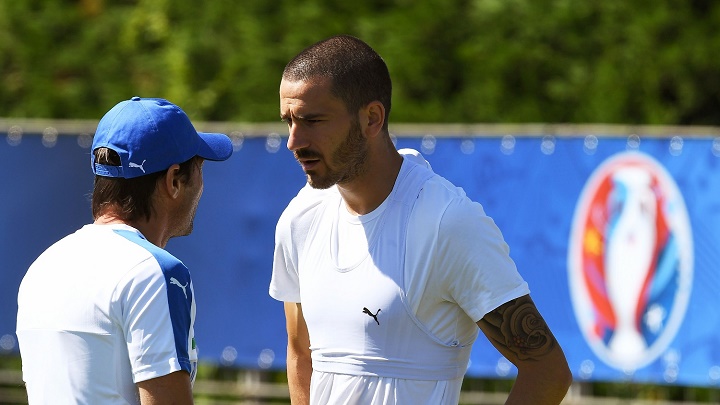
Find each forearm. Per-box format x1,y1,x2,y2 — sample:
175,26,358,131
478,295,572,405
505,363,572,405
283,302,312,404
286,348,312,405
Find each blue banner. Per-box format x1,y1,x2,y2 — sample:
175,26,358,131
2,131,720,387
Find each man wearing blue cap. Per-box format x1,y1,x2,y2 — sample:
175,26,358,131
16,97,233,404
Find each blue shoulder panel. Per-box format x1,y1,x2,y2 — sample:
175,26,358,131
113,229,194,373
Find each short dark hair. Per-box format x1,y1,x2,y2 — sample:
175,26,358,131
91,148,199,222
282,35,392,131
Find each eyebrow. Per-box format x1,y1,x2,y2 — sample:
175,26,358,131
280,112,325,121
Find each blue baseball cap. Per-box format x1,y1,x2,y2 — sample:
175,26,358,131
91,97,233,178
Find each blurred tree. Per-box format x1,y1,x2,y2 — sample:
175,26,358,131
0,0,718,125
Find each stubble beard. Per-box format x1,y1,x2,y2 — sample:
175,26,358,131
305,119,368,189
173,180,202,238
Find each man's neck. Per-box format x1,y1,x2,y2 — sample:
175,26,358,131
94,214,168,248
337,149,403,216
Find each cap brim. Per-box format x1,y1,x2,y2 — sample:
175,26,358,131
197,132,233,161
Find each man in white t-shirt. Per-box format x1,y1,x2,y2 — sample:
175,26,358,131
16,97,233,404
270,35,572,404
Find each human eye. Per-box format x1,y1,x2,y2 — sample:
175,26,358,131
302,115,324,125
281,114,323,127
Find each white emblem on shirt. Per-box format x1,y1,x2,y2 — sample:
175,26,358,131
129,159,147,173
169,277,188,299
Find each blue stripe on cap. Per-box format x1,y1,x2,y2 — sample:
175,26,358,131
93,163,124,177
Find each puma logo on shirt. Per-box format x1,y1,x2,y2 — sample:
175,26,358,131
170,277,188,299
363,307,381,325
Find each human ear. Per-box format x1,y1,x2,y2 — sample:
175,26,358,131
363,101,385,138
163,164,182,199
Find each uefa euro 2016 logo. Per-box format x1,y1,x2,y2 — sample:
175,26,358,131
568,151,693,372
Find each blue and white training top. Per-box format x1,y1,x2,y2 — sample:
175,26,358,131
16,223,197,405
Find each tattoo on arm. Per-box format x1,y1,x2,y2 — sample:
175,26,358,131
480,295,555,361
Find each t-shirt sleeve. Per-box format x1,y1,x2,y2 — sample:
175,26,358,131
116,258,194,383
269,214,301,302
269,185,335,303
438,197,530,323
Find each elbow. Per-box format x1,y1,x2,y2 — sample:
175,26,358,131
286,343,312,366
560,363,573,393
538,353,573,398
553,359,573,398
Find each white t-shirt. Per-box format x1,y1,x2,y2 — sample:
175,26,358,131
270,155,529,404
16,223,198,405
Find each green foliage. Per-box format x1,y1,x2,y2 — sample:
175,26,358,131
1,0,719,125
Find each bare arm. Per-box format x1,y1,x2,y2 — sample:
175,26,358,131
137,370,193,405
284,302,312,405
477,294,572,405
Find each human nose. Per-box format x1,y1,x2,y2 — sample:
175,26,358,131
286,122,309,152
